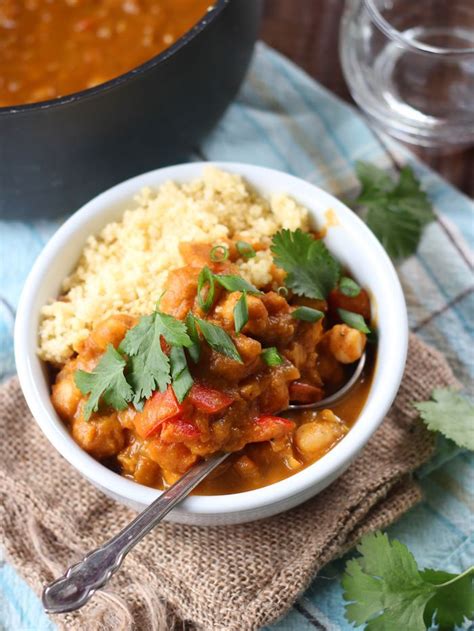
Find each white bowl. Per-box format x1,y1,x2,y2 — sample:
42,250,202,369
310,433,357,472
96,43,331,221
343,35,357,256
14,162,408,525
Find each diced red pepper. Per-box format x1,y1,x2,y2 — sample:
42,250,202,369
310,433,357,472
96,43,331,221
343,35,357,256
248,415,296,443
289,381,324,404
187,383,234,413
160,418,201,444
328,288,371,320
133,386,183,439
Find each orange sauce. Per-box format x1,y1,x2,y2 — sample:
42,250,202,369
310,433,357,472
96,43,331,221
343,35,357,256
0,0,212,107
196,356,374,495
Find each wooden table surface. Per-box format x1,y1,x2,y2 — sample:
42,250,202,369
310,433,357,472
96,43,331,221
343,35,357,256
260,0,474,198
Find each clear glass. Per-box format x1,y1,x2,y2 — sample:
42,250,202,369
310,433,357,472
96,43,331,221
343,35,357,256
339,0,474,149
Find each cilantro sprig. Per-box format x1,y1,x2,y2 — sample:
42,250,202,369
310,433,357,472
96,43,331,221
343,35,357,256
119,310,191,405
75,345,133,420
342,531,474,631
414,388,474,450
271,228,340,300
352,162,435,260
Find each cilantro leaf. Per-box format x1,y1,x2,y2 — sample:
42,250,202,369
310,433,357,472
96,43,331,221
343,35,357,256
74,344,132,420
414,388,474,450
271,228,340,299
338,308,371,334
353,162,434,260
119,309,191,406
154,311,192,347
342,532,474,631
194,316,242,363
214,274,262,294
169,345,193,403
234,291,248,334
122,313,171,404
366,205,423,261
422,567,474,630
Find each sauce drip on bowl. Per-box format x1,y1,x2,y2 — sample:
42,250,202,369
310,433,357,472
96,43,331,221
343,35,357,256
0,0,212,107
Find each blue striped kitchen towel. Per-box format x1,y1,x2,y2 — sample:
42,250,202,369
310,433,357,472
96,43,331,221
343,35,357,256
1,42,473,631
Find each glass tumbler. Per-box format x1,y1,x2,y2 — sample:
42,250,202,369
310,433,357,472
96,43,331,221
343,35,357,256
339,0,474,149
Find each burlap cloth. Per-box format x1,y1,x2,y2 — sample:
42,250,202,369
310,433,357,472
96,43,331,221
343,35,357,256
0,334,460,631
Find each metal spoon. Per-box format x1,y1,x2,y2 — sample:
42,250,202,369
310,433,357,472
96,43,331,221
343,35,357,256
42,352,366,614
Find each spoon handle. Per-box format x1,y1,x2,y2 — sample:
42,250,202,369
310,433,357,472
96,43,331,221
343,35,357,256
42,452,229,614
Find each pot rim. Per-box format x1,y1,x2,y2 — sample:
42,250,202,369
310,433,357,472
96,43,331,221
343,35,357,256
0,0,228,116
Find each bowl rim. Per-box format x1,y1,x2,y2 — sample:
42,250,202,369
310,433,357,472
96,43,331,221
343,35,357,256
14,161,408,516
0,0,228,116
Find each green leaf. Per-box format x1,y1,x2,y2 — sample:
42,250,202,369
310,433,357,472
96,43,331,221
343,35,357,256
271,228,341,299
353,162,434,261
342,532,437,631
154,311,192,347
338,308,371,333
74,344,132,420
185,311,201,363
414,388,474,450
119,309,191,406
124,314,171,404
195,317,242,363
339,276,361,297
214,274,262,294
169,345,193,403
197,266,216,313
343,531,474,631
356,161,394,195
236,240,256,259
234,291,248,334
291,306,325,323
261,347,284,367
366,206,422,261
421,567,474,630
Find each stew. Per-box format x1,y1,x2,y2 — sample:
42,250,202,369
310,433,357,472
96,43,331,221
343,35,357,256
0,0,212,107
50,237,375,495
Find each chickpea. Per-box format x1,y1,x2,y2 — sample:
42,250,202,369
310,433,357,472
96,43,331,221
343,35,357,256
51,375,82,419
326,324,366,364
234,455,259,479
294,416,346,457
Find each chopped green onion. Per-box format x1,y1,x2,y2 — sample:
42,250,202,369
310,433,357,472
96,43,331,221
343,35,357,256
197,266,215,312
277,286,289,298
214,274,262,294
338,308,371,333
195,317,243,363
185,312,201,363
233,292,248,334
236,240,256,259
291,306,325,323
339,276,361,297
261,347,284,367
210,244,229,262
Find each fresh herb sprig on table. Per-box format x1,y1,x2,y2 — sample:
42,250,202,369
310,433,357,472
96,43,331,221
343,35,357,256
414,388,474,451
342,531,474,631
352,161,435,260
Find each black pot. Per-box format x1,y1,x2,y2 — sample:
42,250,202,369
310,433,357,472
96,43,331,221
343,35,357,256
0,0,261,219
